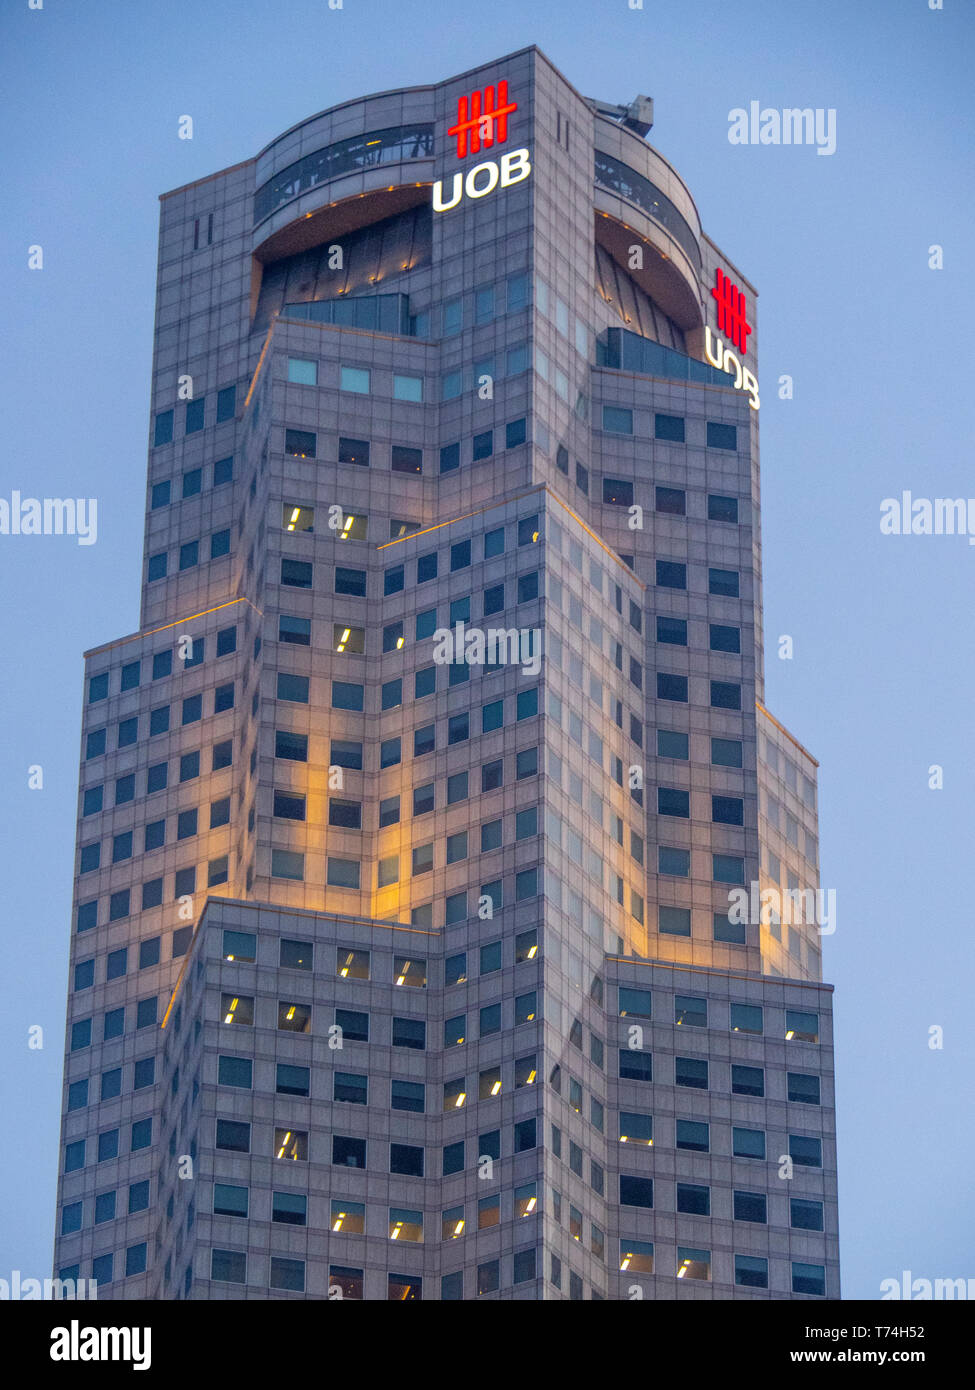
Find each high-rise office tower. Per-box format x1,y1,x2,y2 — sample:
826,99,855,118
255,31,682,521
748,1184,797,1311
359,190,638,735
53,47,839,1300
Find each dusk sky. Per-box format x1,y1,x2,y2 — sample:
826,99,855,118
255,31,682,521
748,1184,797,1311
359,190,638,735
1,0,972,1299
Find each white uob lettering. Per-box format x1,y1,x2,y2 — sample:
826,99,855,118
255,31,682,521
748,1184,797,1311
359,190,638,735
433,148,532,212
704,325,760,410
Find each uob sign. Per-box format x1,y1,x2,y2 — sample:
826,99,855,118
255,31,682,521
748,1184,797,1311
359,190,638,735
433,81,532,213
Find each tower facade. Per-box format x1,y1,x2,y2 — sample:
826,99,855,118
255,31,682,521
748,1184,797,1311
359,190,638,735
53,47,839,1300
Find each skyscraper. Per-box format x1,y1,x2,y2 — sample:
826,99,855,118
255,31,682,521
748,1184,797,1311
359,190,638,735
53,46,839,1300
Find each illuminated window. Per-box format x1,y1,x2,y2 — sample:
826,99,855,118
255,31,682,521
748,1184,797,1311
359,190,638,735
515,928,538,962
677,1247,710,1281
786,1009,819,1043
275,1128,308,1161
280,938,313,970
336,510,367,540
338,437,369,466
394,957,426,988
282,502,314,532
277,1001,310,1033
514,1054,537,1088
330,1200,364,1234
442,1205,465,1241
731,1003,763,1035
478,1066,502,1100
514,991,536,1024
332,624,365,654
285,428,316,458
444,1014,466,1048
620,1239,653,1275
442,1077,468,1115
220,994,253,1026
675,995,708,1028
329,1266,362,1299
444,952,467,986
383,620,404,652
618,986,652,1019
515,1183,538,1219
389,1207,423,1242
618,1111,652,1145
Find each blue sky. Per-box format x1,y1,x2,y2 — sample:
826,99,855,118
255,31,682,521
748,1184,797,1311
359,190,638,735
1,0,972,1298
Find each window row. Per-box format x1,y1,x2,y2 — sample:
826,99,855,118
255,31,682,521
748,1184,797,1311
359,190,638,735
63,1117,155,1171
76,858,224,921
277,671,539,727
601,407,739,452
65,1056,160,1110
217,928,537,980
209,1119,539,1171
86,685,233,760
619,1243,825,1294
147,528,232,581
210,1183,540,1240
221,993,539,1040
284,416,529,469
150,455,233,509
618,1053,825,1121
618,990,819,1041
69,997,159,1050
152,385,236,447
216,1053,539,1108
86,630,236,704
59,1180,149,1237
